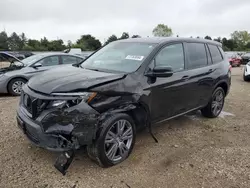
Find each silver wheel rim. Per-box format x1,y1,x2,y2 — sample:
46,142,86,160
104,119,133,162
212,90,224,116
12,81,24,94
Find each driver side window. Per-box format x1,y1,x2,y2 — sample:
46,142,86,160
36,56,60,67
155,43,185,72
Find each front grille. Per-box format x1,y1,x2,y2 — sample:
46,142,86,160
22,92,49,118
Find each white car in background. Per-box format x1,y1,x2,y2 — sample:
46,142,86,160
243,61,250,81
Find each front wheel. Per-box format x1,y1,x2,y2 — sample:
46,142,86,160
87,113,136,167
201,87,225,118
8,78,27,96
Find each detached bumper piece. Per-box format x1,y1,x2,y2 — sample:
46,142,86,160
54,151,75,175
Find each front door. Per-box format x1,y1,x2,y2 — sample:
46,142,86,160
146,43,194,122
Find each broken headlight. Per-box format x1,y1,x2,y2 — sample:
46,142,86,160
48,92,97,108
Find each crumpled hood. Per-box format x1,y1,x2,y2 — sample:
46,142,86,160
28,66,125,94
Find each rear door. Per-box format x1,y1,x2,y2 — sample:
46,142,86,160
184,42,214,107
207,44,226,96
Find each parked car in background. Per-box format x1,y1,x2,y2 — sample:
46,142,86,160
7,52,26,60
19,51,34,58
225,52,241,67
243,61,250,81
0,52,84,95
241,52,250,65
16,38,231,174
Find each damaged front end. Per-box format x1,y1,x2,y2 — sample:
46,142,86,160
17,85,100,152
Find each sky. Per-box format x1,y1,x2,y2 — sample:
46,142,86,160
0,0,250,44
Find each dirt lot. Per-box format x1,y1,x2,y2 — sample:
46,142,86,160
0,67,250,188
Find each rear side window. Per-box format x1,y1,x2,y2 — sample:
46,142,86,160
186,43,207,69
208,44,223,63
37,56,60,66
61,55,83,64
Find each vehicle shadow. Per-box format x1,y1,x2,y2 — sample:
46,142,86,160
0,93,19,99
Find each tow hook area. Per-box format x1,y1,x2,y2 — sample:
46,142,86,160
54,150,75,175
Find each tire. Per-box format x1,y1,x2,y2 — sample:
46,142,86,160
243,71,250,81
87,113,136,168
201,87,225,118
7,78,27,96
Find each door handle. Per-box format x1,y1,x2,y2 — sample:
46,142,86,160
181,75,189,81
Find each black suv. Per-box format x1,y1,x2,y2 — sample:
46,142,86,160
17,38,231,171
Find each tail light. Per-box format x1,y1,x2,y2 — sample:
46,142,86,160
229,64,232,72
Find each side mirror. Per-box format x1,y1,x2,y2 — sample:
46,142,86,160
145,66,173,78
32,63,42,68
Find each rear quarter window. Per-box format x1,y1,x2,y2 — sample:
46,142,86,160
208,44,223,63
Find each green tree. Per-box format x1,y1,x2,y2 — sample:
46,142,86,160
20,33,27,50
76,34,101,51
40,37,49,50
8,32,22,50
222,38,236,51
205,36,212,40
104,34,118,45
231,31,250,50
0,31,9,50
152,24,173,37
48,39,65,51
119,32,129,39
131,35,141,38
214,37,221,43
67,40,72,48
246,42,250,50
27,39,45,51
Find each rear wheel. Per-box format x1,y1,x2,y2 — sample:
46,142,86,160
8,78,27,96
201,87,225,118
87,113,136,167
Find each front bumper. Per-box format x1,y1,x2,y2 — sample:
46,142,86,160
17,85,100,152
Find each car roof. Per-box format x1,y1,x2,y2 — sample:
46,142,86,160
118,37,222,46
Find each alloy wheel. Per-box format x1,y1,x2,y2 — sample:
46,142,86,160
12,81,24,94
211,90,224,116
104,119,133,162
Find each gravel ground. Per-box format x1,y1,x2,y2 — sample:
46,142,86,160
0,67,250,188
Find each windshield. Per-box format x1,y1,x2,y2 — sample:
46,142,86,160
20,54,46,65
81,42,157,73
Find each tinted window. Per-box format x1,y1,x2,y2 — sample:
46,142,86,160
186,43,207,69
155,43,184,72
62,56,82,64
208,44,223,63
37,56,59,66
